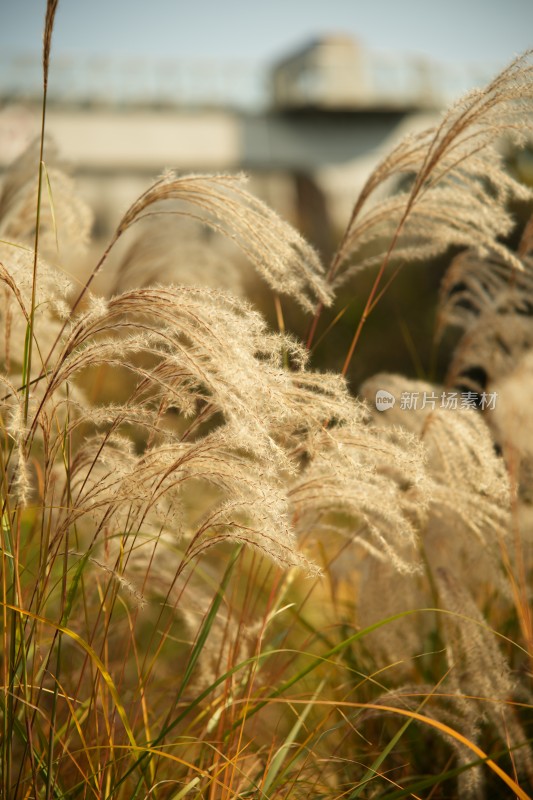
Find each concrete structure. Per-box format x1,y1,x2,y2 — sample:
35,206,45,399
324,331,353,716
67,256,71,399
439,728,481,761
5,36,492,240
0,101,438,239
5,103,527,268
271,36,371,109
270,36,453,111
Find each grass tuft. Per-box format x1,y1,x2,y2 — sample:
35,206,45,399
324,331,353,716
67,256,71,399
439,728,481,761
0,6,532,798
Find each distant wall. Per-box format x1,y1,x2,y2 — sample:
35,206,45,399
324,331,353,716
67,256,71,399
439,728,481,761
0,101,438,246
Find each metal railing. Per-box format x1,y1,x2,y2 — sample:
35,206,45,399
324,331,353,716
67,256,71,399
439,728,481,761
0,52,499,110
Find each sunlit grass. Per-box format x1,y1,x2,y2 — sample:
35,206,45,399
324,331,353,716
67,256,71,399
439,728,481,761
0,3,532,798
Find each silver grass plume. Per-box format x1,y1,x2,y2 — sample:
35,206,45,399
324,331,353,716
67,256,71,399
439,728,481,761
0,139,93,260
437,216,533,580
436,568,533,795
0,243,72,383
108,171,332,312
421,406,510,543
31,285,359,576
355,374,512,668
328,51,533,288
289,420,430,574
360,374,511,548
110,215,245,297
0,375,30,507
438,246,533,393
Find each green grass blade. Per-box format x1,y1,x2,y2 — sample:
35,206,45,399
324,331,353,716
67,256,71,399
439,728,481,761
348,717,414,798
116,543,244,799
261,678,326,796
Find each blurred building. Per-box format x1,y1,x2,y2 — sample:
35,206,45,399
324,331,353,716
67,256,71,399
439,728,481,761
272,35,371,109
0,36,497,248
271,35,440,111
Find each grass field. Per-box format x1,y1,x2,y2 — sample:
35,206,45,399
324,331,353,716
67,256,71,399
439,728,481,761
1,3,533,797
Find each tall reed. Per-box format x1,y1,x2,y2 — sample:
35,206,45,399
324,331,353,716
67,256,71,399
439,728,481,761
0,3,532,797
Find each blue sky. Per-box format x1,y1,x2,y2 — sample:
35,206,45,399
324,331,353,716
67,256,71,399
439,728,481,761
2,0,532,65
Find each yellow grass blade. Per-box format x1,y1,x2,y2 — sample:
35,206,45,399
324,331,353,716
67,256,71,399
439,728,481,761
1,602,138,751
260,697,532,800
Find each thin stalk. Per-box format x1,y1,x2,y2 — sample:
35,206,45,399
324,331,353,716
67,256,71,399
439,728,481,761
23,146,46,425
22,0,59,421
0,436,12,798
341,223,405,377
44,382,72,800
125,544,244,800
44,635,62,800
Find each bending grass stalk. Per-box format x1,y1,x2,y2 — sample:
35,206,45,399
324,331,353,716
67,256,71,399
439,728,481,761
348,670,451,799
341,222,406,377
381,743,533,800
0,602,147,789
116,608,459,796
227,608,531,795
257,698,532,800
55,743,238,796
117,606,531,796
227,606,532,735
